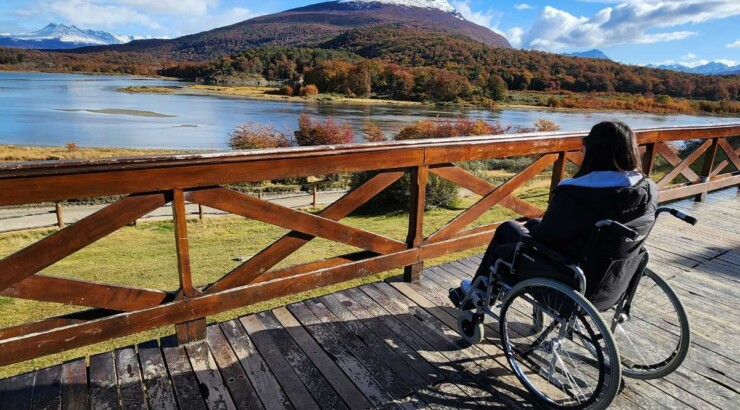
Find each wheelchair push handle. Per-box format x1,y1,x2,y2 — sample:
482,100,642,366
656,207,698,226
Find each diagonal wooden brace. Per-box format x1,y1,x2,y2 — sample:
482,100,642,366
424,154,558,244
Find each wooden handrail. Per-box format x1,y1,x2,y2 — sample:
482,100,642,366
0,123,737,366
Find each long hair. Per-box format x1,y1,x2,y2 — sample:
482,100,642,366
574,121,642,178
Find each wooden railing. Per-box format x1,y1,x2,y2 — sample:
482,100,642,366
0,124,738,366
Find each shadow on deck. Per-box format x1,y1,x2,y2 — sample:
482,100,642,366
1,189,738,410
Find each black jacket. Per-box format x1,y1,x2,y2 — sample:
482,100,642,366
527,174,658,310
529,175,659,261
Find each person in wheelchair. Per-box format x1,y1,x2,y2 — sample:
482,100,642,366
449,120,658,311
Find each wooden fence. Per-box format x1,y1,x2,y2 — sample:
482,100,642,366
0,124,738,366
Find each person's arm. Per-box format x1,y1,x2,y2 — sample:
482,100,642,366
528,189,590,251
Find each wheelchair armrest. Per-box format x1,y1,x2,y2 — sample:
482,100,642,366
519,234,572,266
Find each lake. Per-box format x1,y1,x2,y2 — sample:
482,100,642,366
2,72,737,150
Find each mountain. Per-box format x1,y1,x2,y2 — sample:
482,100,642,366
0,24,132,50
69,0,510,61
563,49,610,60
649,61,740,75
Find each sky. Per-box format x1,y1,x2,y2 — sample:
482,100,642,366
0,0,739,67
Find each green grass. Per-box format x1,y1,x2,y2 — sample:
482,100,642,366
0,185,550,378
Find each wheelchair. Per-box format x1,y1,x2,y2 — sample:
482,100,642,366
453,207,694,410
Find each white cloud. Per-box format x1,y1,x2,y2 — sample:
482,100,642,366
507,26,524,48
174,8,259,35
37,0,160,29
451,1,501,30
522,1,740,50
514,3,532,11
682,52,696,59
727,40,740,48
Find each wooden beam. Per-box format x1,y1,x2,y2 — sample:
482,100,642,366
655,143,701,183
549,152,567,201
641,143,657,176
656,140,712,188
0,275,172,311
0,193,167,293
172,188,205,344
404,166,428,282
187,188,407,255
695,138,720,202
430,164,543,218
203,171,403,293
425,154,557,243
710,143,740,177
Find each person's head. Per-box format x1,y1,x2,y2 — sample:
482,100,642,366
575,121,641,178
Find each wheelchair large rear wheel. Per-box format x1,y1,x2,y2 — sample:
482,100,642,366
610,268,690,380
500,279,621,410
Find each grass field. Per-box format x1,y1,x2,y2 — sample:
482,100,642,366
0,144,184,163
0,184,550,378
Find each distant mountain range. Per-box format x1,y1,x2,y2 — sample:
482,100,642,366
648,61,740,76
0,24,131,49
563,49,611,60
69,0,510,61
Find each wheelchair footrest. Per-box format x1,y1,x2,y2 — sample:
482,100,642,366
448,287,475,310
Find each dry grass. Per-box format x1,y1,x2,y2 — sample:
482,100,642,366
0,145,184,163
0,187,550,378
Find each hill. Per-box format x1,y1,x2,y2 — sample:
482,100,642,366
66,0,509,61
563,49,610,60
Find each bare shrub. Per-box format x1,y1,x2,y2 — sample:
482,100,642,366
229,122,292,150
294,113,354,146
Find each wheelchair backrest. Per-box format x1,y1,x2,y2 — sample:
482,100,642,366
578,213,655,310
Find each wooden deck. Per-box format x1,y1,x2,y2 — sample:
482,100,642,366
1,188,738,410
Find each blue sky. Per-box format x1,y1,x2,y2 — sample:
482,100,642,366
1,0,739,67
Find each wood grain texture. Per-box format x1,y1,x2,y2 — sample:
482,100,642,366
60,359,89,410
0,192,167,292
204,170,403,293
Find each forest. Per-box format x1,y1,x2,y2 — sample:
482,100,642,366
2,25,739,113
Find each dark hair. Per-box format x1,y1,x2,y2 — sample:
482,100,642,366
574,121,641,178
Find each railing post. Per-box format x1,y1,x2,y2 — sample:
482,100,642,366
312,185,318,207
404,166,428,282
695,138,720,202
198,204,204,221
172,188,206,344
549,152,567,202
642,142,657,177
55,203,64,228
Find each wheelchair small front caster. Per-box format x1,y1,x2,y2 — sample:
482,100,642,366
457,311,484,344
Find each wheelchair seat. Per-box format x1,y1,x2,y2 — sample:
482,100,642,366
509,214,655,311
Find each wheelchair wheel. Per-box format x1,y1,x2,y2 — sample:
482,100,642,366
500,279,621,410
611,268,691,380
457,311,485,345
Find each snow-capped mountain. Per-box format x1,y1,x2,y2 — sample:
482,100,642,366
0,24,132,50
338,0,457,14
649,61,740,76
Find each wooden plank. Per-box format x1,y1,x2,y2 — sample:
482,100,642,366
89,352,121,410
303,298,415,397
657,139,712,188
173,188,205,345
137,341,178,410
549,151,567,201
655,143,702,183
184,341,237,410
161,339,207,410
321,293,444,385
60,359,89,410
113,348,146,410
218,319,293,410
0,371,35,410
0,275,171,312
642,142,657,176
405,166,428,282
187,188,407,255
430,165,542,221
204,325,265,410
0,192,167,292
206,171,404,292
425,154,557,243
30,365,62,410
695,139,720,202
238,315,321,410
718,138,740,171
276,305,397,407
265,309,371,410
